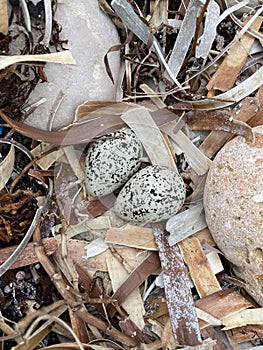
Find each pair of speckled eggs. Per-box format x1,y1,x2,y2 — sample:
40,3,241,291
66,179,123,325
84,128,186,223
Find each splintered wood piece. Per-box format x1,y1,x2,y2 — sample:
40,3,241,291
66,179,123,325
222,308,263,330
231,325,263,344
201,326,227,350
105,225,157,250
207,16,263,91
0,0,8,35
153,224,202,346
107,254,145,330
195,289,254,329
178,237,221,297
0,238,57,269
107,251,160,318
106,225,216,250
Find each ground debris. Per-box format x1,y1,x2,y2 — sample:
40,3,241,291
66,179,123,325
0,0,263,349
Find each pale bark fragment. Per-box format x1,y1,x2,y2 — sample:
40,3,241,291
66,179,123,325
153,224,202,346
0,0,8,35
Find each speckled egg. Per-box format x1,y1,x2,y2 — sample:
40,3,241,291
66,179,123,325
204,126,263,306
85,128,143,197
114,165,186,223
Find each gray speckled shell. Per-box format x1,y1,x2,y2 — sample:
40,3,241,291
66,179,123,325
85,128,143,197
114,165,186,223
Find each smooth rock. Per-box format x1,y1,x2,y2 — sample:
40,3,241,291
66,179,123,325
204,126,263,306
114,165,186,223
25,0,120,130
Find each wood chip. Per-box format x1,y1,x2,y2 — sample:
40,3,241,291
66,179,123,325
0,0,8,35
195,289,254,329
167,203,207,245
67,239,149,272
153,224,202,346
231,325,263,344
105,225,157,250
106,251,160,318
178,237,221,297
222,308,263,330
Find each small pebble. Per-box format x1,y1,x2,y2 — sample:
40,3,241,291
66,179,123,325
85,128,144,197
114,165,186,223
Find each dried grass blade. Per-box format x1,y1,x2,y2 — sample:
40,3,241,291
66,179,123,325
153,223,202,346
0,106,177,145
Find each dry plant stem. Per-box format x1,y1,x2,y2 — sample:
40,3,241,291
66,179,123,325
60,220,79,290
17,300,66,333
0,316,23,344
33,226,139,347
25,315,85,350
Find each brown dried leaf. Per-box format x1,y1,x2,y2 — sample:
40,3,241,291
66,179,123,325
0,106,176,145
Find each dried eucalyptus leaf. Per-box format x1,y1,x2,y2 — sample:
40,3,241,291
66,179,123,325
0,144,14,191
196,0,220,59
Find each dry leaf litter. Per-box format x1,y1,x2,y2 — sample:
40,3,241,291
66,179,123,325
0,0,263,349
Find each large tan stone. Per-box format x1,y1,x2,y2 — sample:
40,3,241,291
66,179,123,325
204,126,263,306
25,0,120,130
